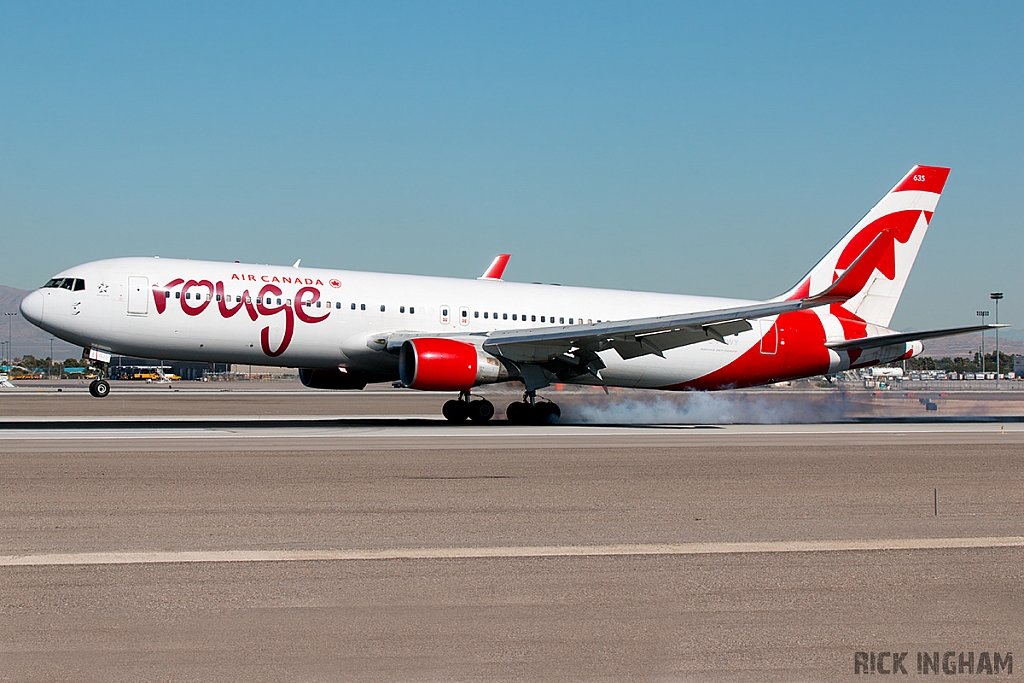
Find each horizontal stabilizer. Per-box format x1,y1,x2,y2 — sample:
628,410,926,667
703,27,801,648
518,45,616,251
826,324,1008,352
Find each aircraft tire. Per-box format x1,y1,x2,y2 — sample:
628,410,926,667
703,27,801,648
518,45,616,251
90,379,110,398
505,401,530,424
442,399,469,422
534,402,560,425
469,399,495,423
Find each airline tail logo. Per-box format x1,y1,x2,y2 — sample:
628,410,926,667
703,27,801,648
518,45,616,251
785,165,949,328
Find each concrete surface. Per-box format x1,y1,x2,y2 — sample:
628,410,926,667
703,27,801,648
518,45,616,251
1,390,1022,681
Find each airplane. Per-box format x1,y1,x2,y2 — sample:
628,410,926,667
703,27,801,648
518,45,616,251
19,165,1002,423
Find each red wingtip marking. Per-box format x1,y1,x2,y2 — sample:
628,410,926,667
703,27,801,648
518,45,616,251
481,254,511,280
893,166,950,194
785,279,810,301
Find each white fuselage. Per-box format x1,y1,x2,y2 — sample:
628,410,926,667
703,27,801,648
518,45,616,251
24,256,773,389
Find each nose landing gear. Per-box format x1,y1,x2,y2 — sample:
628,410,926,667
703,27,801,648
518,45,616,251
87,355,111,398
505,390,560,425
442,391,495,423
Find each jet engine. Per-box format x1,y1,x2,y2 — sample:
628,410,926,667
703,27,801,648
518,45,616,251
398,338,509,391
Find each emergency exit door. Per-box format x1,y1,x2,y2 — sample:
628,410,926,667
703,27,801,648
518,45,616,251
127,276,149,315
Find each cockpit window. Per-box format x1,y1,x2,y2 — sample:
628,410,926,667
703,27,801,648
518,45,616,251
43,277,85,291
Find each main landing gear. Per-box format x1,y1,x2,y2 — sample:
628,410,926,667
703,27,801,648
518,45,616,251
505,390,561,425
442,392,495,423
441,390,561,424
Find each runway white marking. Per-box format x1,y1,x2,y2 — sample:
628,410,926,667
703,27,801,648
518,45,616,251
4,537,1022,567
1,422,1021,441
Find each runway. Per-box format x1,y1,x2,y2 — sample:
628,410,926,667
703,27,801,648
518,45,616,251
2,387,1022,681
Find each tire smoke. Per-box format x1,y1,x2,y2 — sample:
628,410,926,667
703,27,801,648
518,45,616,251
559,390,853,425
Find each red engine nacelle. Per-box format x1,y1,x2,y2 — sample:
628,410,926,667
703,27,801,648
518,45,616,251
399,338,505,391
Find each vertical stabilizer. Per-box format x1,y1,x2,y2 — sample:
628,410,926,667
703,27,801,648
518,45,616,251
779,165,950,327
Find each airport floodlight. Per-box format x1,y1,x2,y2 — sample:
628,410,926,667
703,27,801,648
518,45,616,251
990,294,1004,384
3,312,16,365
977,311,990,376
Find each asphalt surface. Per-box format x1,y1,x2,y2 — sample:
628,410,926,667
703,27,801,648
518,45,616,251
1,387,1022,681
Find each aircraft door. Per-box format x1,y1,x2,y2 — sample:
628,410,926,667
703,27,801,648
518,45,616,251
127,276,149,315
759,320,777,355
440,305,450,325
459,307,469,326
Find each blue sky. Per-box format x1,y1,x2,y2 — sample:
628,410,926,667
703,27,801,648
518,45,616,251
2,1,1021,332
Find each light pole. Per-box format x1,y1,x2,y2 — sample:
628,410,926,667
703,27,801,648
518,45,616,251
50,338,54,380
991,293,1003,386
4,312,15,367
977,310,990,377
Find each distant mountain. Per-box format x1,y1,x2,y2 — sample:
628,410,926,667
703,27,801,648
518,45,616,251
0,285,83,362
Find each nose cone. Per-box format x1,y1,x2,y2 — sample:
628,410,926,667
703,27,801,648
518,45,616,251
19,290,44,327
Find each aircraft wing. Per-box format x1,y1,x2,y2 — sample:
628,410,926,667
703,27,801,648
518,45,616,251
825,324,1008,352
482,230,893,364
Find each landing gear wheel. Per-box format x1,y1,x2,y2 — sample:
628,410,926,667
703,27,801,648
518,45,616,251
89,379,110,398
442,399,469,422
469,399,495,423
534,402,560,425
505,401,531,425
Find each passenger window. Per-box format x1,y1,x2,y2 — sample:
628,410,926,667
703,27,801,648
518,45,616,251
560,317,564,324
531,315,536,322
351,303,356,310
380,305,385,312
541,316,545,322
316,301,321,308
175,292,181,299
277,298,282,305
410,307,415,314
483,312,488,319
336,302,341,309
512,314,517,321
361,304,366,310
474,311,479,318
569,318,573,324
165,291,171,299
503,313,507,320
